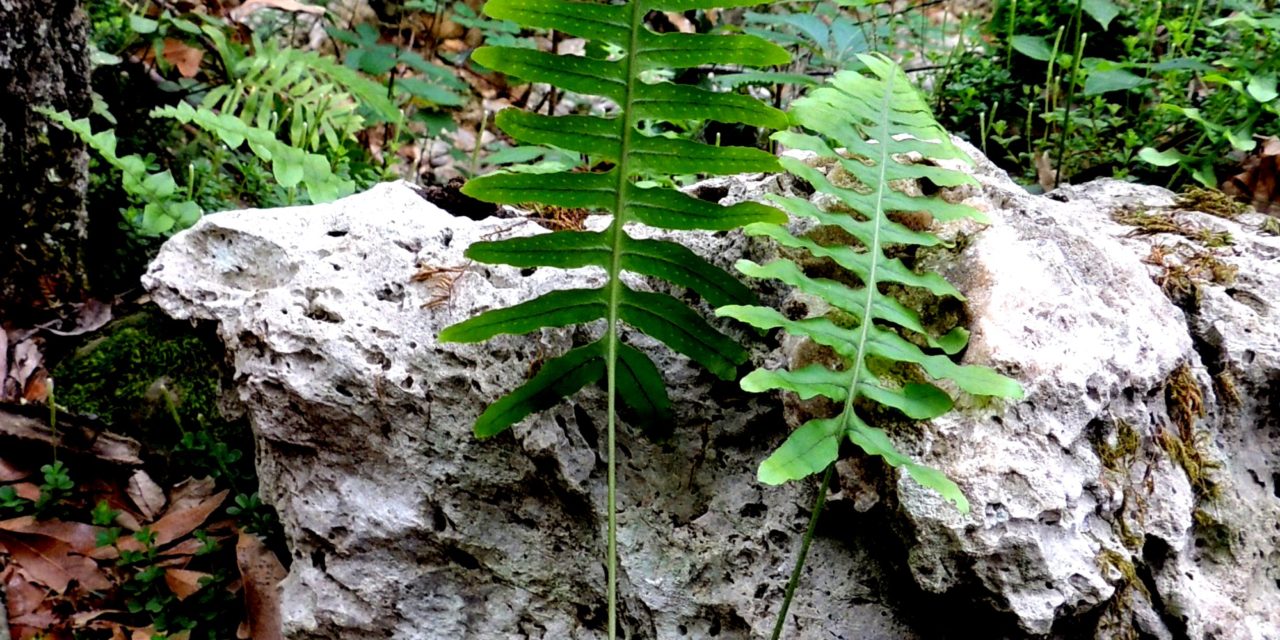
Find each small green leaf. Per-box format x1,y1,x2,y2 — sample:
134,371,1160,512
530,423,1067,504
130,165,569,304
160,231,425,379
616,343,673,427
129,15,159,34
1083,68,1153,96
1137,147,1187,167
758,417,841,485
439,288,609,343
473,341,607,437
1247,74,1278,103
1081,0,1121,30
1011,35,1053,62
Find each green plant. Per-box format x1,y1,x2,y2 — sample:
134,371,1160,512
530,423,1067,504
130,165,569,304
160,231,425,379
437,1,790,636
154,101,356,204
717,54,1024,637
1139,10,1280,187
38,107,204,236
202,37,401,154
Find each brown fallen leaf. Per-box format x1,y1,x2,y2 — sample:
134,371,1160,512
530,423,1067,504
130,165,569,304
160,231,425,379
10,608,59,628
3,565,47,619
127,470,167,521
1222,135,1280,215
0,455,31,481
164,568,212,601
0,532,111,593
0,516,103,554
0,327,9,401
37,299,113,337
151,487,228,548
11,482,41,501
160,38,204,78
236,531,287,640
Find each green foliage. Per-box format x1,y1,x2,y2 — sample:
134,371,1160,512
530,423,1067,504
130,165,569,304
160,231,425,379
441,0,790,437
53,313,256,487
37,107,203,236
438,1,789,635
202,38,399,154
720,54,1023,505
153,101,356,204
718,54,1023,639
327,22,470,109
935,0,1280,189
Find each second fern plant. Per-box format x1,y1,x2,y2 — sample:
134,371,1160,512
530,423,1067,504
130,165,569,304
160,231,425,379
437,1,790,636
717,54,1024,638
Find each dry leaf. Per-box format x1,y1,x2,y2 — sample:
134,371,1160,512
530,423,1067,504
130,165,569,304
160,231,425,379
11,482,41,501
4,565,47,618
151,485,227,548
10,609,59,628
1035,151,1057,192
0,456,31,481
1222,134,1280,215
236,532,287,640
10,339,44,399
160,38,205,78
37,299,113,337
0,327,9,401
127,470,167,521
0,532,111,593
164,568,213,601
0,516,103,553
230,0,326,22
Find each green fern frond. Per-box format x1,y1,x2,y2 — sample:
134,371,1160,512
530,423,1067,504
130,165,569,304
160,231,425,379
201,40,399,154
440,0,790,437
717,54,1023,512
438,3,790,636
153,102,355,204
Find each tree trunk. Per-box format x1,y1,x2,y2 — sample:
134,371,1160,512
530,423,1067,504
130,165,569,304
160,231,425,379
0,0,92,324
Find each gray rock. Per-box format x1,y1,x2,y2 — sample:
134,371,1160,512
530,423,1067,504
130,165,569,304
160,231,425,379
143,181,916,639
144,143,1280,639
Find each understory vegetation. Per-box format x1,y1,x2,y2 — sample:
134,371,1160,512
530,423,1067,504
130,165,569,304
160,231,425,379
3,0,1277,638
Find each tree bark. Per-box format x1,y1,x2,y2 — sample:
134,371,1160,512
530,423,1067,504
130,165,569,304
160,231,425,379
0,0,92,324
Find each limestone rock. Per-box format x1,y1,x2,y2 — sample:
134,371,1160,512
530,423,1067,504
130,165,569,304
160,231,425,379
144,144,1280,639
143,181,916,639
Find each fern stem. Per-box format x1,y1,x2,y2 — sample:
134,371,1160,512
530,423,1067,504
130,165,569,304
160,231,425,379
600,3,648,638
769,463,834,640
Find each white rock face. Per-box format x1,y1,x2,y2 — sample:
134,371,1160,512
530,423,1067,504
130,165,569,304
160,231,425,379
144,147,1280,639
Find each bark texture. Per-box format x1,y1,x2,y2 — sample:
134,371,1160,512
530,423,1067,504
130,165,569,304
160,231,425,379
0,0,92,323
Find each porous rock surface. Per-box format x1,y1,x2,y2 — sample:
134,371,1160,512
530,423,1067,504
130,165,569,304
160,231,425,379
143,145,1280,639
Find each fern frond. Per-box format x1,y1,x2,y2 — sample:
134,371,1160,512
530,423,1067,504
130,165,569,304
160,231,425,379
717,54,1023,511
153,102,355,204
441,0,790,437
201,40,399,154
439,5,790,636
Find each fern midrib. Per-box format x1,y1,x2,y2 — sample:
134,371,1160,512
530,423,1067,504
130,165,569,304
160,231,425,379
839,69,897,436
603,2,647,638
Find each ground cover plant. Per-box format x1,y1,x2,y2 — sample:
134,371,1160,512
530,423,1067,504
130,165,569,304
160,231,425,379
931,0,1280,197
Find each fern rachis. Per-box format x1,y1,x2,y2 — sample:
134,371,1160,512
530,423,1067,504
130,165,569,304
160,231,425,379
717,54,1024,638
437,1,790,636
